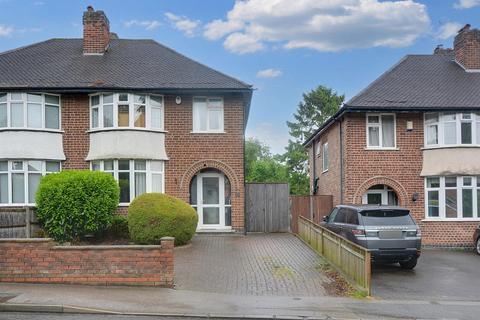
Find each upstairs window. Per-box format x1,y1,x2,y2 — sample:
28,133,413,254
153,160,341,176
322,142,329,172
366,114,396,149
0,93,60,130
424,112,480,147
192,97,224,133
90,93,164,131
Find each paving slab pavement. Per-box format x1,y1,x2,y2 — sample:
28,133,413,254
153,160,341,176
2,283,480,320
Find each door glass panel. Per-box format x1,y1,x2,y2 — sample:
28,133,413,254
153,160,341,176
367,193,382,205
202,177,219,205
203,207,220,224
190,176,197,205
225,207,232,226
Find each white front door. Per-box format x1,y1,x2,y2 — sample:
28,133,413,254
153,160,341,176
196,172,228,229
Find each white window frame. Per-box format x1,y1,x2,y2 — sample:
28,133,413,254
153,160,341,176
192,97,224,133
315,142,321,157
322,142,329,173
366,113,397,149
90,159,165,205
0,92,61,131
89,93,164,131
424,112,480,148
424,176,480,221
0,160,61,206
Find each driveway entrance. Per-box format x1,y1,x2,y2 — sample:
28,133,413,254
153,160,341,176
175,233,331,296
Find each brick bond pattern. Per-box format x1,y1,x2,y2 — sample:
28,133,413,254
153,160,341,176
175,234,329,296
310,113,477,247
0,238,174,286
61,94,245,230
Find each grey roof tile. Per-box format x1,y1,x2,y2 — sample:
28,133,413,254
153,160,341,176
0,38,252,91
346,52,480,109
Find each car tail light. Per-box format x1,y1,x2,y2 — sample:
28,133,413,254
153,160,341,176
352,229,365,236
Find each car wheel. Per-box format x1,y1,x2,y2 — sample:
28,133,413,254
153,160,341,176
399,257,417,270
476,238,480,255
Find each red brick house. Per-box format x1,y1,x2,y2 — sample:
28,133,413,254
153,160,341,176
304,24,480,247
0,7,252,232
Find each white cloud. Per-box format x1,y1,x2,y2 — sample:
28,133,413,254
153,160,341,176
0,25,13,37
256,68,282,78
454,0,480,9
124,20,161,31
203,0,431,54
246,122,289,155
436,22,463,40
165,12,200,37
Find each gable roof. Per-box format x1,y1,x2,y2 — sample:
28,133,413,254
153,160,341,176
0,38,252,92
346,52,480,109
304,52,480,147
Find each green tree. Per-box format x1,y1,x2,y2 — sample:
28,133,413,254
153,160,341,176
283,86,345,194
245,138,288,183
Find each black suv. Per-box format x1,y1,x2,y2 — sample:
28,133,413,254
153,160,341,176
323,205,422,269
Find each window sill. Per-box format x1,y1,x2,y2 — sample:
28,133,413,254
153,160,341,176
364,147,399,151
190,131,226,134
87,128,168,134
421,145,480,150
422,218,480,222
322,169,329,174
0,128,64,134
119,203,130,207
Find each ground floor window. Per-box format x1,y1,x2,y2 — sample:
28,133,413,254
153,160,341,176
362,184,398,205
0,160,60,205
91,159,164,204
190,169,231,229
425,176,480,219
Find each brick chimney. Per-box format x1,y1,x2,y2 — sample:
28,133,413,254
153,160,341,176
454,24,480,70
83,6,110,55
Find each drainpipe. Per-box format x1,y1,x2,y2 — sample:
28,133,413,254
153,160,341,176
310,139,316,220
243,99,247,236
340,118,344,204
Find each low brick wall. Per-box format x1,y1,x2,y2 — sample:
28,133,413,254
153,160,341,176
0,237,174,287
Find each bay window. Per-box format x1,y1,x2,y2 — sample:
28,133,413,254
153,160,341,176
0,93,60,130
425,176,480,220
89,93,164,130
192,97,224,133
424,112,480,147
366,113,396,149
91,159,164,204
0,160,60,205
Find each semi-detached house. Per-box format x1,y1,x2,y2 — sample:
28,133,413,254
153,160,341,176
305,24,480,247
0,7,252,232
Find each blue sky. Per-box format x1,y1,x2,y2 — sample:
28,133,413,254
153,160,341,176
0,0,479,154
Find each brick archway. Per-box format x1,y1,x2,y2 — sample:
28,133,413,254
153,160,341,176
353,176,409,206
179,159,240,194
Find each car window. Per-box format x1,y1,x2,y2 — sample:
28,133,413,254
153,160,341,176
334,208,346,223
360,210,415,226
345,209,359,225
328,208,339,223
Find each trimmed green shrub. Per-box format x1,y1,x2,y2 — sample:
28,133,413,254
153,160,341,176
105,214,129,239
128,193,198,246
36,170,119,242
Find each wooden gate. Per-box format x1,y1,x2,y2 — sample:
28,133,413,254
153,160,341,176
0,207,39,238
245,183,290,233
290,195,333,233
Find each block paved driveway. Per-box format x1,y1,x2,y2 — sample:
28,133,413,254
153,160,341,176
174,233,330,296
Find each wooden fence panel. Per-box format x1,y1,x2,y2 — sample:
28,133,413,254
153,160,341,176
290,195,333,233
246,183,289,233
297,216,371,295
0,207,38,238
